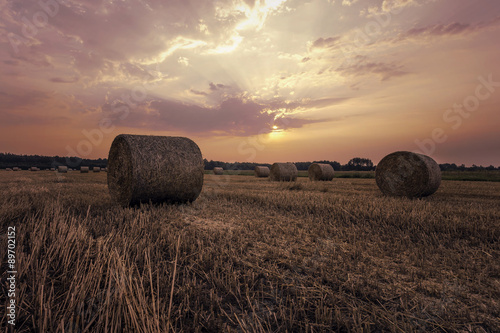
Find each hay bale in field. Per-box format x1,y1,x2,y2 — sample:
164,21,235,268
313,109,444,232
308,163,334,181
58,166,68,173
50,168,55,171
254,166,270,178
6,168,12,171
13,167,20,171
107,134,204,206
93,167,101,173
80,166,89,173
213,167,224,175
375,151,441,198
30,167,38,171
101,168,107,172
270,163,298,181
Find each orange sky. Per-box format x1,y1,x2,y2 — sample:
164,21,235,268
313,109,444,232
1,0,499,165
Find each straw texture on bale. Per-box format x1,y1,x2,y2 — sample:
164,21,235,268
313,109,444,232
213,167,224,175
80,167,89,173
270,163,298,181
13,167,20,171
375,151,441,198
93,167,101,173
58,166,68,173
107,134,204,206
254,166,270,177
308,163,334,181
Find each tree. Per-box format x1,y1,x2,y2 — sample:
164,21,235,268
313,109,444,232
346,157,374,171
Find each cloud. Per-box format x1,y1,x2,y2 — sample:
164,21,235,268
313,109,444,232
396,18,500,42
310,36,341,50
50,77,79,83
336,56,409,81
342,0,359,6
209,82,229,91
101,95,332,136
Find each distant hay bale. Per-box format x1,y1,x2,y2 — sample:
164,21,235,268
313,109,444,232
6,168,12,171
101,168,107,172
58,166,68,173
213,167,224,175
254,166,270,177
13,167,20,171
107,134,204,206
308,163,335,181
270,163,298,181
30,167,38,171
50,168,55,171
375,151,441,198
80,166,89,173
93,167,101,173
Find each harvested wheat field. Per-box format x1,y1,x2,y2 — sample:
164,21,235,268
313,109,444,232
0,171,499,332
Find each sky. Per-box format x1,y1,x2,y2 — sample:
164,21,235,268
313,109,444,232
0,0,499,166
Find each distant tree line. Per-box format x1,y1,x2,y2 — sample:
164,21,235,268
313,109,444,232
1,153,498,171
0,153,107,170
205,157,376,171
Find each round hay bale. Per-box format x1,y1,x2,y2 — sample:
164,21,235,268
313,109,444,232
213,167,224,175
107,134,204,206
6,168,13,171
375,151,441,198
254,166,270,177
50,168,55,171
13,167,20,171
30,167,38,171
93,167,101,173
270,163,298,181
58,166,68,173
101,168,107,172
80,166,89,173
308,163,334,181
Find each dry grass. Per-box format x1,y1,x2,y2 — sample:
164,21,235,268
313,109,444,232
0,172,499,332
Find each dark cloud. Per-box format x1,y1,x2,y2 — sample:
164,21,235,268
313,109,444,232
396,17,500,42
101,96,329,136
209,82,229,91
50,77,79,83
311,36,341,49
3,60,19,65
336,56,409,81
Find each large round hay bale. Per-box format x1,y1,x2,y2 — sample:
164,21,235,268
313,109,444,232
50,168,55,171
80,166,89,173
107,134,204,206
375,151,441,198
101,168,107,172
93,167,101,173
254,166,270,177
213,167,224,175
30,167,38,171
6,168,13,171
270,163,298,181
58,166,68,173
13,167,20,171
308,163,334,181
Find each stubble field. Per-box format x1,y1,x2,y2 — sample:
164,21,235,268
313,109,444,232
0,171,499,332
